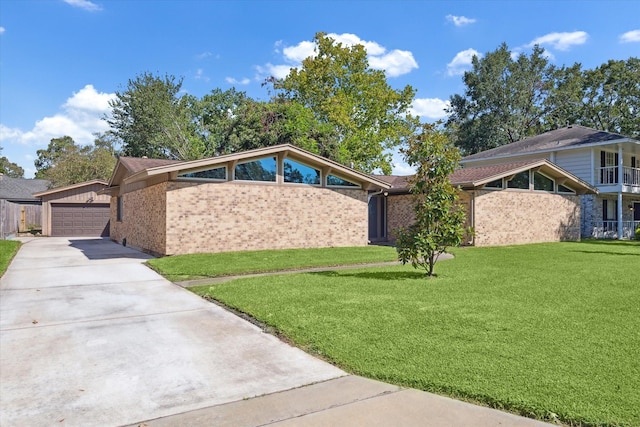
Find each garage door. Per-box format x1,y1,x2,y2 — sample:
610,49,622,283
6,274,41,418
51,203,110,237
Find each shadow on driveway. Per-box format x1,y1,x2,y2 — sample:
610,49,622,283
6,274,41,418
67,238,154,261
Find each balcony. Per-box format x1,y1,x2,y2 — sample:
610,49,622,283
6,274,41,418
591,220,640,239
596,166,640,187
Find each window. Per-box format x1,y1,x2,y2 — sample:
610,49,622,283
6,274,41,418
234,157,277,182
179,166,226,180
484,179,503,189
533,172,554,192
327,174,360,187
603,199,617,221
284,158,320,185
557,184,575,194
116,196,123,221
507,171,529,189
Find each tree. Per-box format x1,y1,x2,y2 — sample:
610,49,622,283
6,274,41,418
34,135,117,188
0,147,24,178
107,73,202,160
395,123,467,277
273,32,417,173
446,43,557,154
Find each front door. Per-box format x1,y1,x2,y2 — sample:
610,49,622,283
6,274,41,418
368,195,387,241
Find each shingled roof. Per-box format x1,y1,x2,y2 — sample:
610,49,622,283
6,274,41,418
462,125,631,162
0,175,50,202
117,157,183,174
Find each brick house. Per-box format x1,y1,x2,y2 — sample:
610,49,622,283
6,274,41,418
103,144,391,256
369,159,597,246
460,125,640,239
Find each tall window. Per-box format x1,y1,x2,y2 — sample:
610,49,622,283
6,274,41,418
116,196,123,221
602,199,617,221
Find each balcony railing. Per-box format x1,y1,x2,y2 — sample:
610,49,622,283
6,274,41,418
591,220,640,239
596,166,640,186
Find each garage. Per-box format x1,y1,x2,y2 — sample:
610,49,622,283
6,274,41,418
33,180,111,237
51,203,110,237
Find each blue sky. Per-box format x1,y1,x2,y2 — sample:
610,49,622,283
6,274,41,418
1,0,639,178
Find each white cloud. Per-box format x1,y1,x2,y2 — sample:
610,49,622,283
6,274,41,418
620,29,640,43
410,98,450,120
195,51,212,60
225,77,251,85
0,84,114,147
391,150,415,176
447,48,480,76
194,68,210,82
446,15,476,27
0,27,5,35
528,31,588,51
63,0,103,12
261,33,418,80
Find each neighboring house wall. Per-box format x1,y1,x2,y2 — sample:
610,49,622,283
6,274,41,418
40,183,110,236
110,182,167,255
472,190,580,246
163,181,368,255
386,194,414,240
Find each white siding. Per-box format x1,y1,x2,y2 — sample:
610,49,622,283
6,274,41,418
463,153,551,168
554,150,592,183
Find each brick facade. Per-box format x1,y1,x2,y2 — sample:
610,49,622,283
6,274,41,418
384,189,582,247
111,180,368,256
472,190,580,246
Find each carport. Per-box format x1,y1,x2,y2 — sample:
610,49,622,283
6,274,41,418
34,180,110,237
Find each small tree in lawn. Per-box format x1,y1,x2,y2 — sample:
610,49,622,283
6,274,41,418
396,123,467,277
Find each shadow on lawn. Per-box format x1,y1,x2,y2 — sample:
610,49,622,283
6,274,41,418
569,250,639,256
309,270,427,281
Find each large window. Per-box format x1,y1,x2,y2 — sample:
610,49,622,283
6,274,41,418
284,158,320,185
179,166,226,180
533,172,554,192
327,174,359,187
557,184,575,194
507,171,529,189
235,157,277,182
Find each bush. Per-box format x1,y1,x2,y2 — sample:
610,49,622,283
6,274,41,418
635,227,640,240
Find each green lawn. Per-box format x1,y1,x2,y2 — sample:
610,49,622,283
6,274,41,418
147,246,398,281
0,240,20,277
191,241,640,426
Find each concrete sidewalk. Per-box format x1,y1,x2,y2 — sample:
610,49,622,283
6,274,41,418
1,238,553,427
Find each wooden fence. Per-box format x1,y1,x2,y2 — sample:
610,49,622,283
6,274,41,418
0,200,42,239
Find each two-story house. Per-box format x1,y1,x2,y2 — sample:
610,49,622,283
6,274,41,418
460,125,640,239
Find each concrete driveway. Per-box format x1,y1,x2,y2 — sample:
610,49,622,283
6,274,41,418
0,238,344,426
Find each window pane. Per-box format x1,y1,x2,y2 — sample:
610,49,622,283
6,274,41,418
484,179,503,188
284,159,320,184
507,171,529,189
235,157,277,181
180,167,226,180
557,184,575,194
327,174,359,187
533,172,554,191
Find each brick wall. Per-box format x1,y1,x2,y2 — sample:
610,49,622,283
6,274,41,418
163,181,368,255
110,182,167,255
386,194,414,240
473,190,581,246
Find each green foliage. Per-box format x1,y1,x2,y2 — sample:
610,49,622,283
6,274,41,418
0,240,21,277
395,123,466,276
0,146,24,178
446,43,556,154
34,135,117,188
147,246,398,282
635,227,640,240
273,32,418,173
192,241,640,426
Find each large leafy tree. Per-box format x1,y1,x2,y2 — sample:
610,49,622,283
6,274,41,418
395,123,467,277
0,147,24,178
34,135,117,188
273,32,417,173
446,43,558,154
107,73,202,160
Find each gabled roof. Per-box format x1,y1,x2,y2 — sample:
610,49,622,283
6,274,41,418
109,144,391,190
450,159,597,194
0,176,50,201
372,159,597,195
33,179,108,197
461,125,636,163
